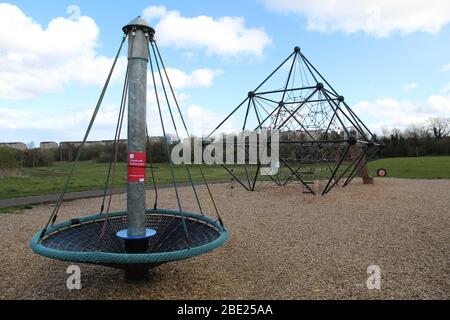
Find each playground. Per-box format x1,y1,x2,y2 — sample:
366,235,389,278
1,178,449,299
0,11,448,302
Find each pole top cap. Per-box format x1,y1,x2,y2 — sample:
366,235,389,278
123,16,155,37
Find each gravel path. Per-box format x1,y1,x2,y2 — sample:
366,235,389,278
0,180,228,208
0,178,449,299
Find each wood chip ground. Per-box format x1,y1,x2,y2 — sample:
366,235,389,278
1,178,449,299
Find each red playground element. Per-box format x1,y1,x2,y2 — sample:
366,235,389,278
128,152,146,183
377,168,387,177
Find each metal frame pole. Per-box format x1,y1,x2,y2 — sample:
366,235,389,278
125,21,149,239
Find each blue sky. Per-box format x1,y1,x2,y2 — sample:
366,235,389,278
1,0,449,144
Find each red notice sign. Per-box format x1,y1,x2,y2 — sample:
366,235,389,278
128,152,146,183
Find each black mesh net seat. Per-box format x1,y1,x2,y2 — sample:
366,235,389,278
31,209,227,270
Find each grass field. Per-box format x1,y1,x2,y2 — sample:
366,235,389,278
368,156,450,179
0,156,449,199
0,161,230,199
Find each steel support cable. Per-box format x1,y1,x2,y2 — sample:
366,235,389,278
146,40,192,248
254,100,285,131
153,41,190,136
251,98,263,126
254,96,279,129
321,143,352,195
137,38,183,251
250,98,263,190
254,51,296,93
149,45,180,139
99,57,131,214
39,35,127,241
342,100,379,143
149,41,203,215
277,93,321,141
315,95,340,182
144,126,174,255
268,89,328,185
254,93,318,186
299,55,312,87
144,125,180,253
293,56,300,99
252,97,271,120
261,89,318,134
145,125,158,209
207,96,249,140
254,94,280,106
323,148,361,193
254,98,279,189
198,166,224,228
286,56,297,102
99,58,130,240
322,90,362,140
149,41,204,215
343,146,369,187
297,56,375,188
207,51,295,139
242,98,252,132
154,41,227,223
274,52,297,126
300,53,339,96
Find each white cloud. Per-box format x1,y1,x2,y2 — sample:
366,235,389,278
163,68,223,89
144,96,232,137
262,0,450,37
353,95,450,132
0,104,125,143
0,101,231,141
401,82,418,93
143,5,272,56
0,4,127,100
441,83,450,94
0,4,229,142
185,105,234,136
425,95,450,113
142,5,167,21
441,64,450,72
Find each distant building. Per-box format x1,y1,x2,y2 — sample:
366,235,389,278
59,141,82,148
344,126,361,139
1,136,171,157
149,136,165,144
59,139,127,148
40,141,58,149
0,142,27,150
98,139,127,146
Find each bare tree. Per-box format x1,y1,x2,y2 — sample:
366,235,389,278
427,117,450,139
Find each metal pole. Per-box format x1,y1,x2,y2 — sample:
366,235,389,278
124,18,151,237
120,17,155,281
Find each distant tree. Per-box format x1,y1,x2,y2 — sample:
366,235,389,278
27,141,35,149
390,128,401,144
427,117,450,139
0,147,20,177
405,124,427,142
381,127,391,138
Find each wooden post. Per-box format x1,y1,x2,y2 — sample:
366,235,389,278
349,145,374,184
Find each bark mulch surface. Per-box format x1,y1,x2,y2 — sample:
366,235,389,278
1,178,448,299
